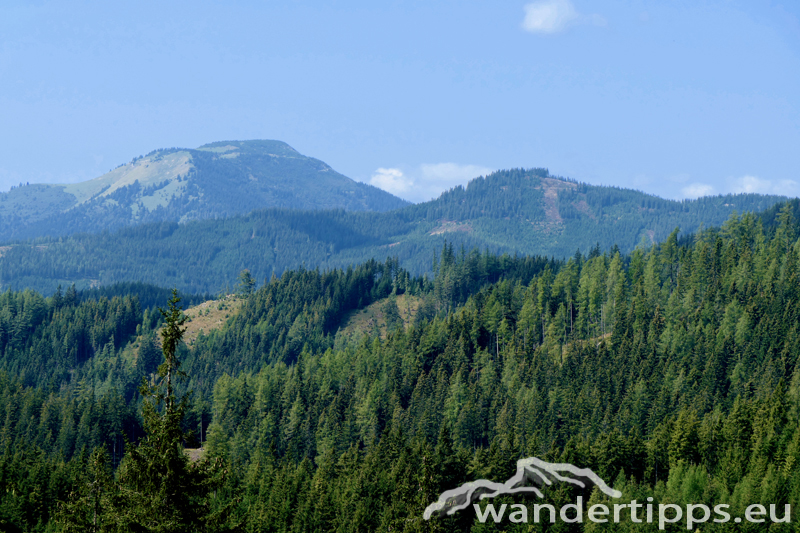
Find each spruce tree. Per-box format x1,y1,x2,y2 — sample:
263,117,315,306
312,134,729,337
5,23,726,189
107,289,234,532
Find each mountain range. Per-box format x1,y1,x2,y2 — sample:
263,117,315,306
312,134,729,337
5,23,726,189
0,140,407,241
0,149,790,295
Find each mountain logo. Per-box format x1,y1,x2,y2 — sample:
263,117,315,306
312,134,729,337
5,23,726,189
423,457,622,520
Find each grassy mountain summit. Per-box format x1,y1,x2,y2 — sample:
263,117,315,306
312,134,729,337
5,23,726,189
0,140,408,240
0,168,791,295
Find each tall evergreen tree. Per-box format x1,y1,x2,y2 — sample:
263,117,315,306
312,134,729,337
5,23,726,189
58,290,236,532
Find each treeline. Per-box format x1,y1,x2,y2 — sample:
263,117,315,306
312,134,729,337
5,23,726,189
77,282,210,311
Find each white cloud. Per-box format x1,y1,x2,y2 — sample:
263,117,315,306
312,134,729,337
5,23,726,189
371,167,800,204
730,175,799,196
370,167,413,196
521,0,606,34
776,180,800,196
681,183,715,199
522,0,578,34
731,175,772,194
679,175,800,200
368,163,494,203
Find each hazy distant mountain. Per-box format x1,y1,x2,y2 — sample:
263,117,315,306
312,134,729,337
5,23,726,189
0,168,791,295
0,140,408,240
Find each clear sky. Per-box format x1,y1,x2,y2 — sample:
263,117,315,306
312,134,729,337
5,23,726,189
1,0,798,203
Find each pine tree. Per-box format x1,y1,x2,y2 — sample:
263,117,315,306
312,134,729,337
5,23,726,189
107,289,235,532
236,269,256,297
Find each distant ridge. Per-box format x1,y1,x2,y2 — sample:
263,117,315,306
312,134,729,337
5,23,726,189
0,167,790,295
0,140,408,240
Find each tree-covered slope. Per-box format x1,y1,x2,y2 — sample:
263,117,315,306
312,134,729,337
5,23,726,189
0,169,790,296
192,209,800,531
0,140,408,240
405,168,788,253
1,208,800,531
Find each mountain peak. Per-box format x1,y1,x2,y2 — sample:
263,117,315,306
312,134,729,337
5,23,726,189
0,140,408,241
196,139,299,157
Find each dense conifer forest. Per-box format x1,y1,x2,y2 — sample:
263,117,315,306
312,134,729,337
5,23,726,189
0,201,799,531
0,169,788,296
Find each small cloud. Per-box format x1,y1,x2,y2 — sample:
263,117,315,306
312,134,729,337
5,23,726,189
522,0,578,34
679,175,799,199
730,175,799,196
731,175,773,194
521,0,604,34
414,163,494,202
777,180,800,196
370,168,413,196
681,183,715,199
368,163,494,203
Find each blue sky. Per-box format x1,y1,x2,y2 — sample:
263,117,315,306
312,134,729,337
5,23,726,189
1,0,798,202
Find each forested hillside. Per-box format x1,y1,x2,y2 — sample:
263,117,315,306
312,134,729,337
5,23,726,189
0,140,408,241
0,204,799,531
0,168,788,296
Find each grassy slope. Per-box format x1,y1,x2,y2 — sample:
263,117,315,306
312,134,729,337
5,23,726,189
182,296,244,346
336,294,423,342
65,151,192,205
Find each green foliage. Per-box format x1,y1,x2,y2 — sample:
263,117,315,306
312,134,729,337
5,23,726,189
105,291,223,531
380,294,402,332
3,207,800,531
56,449,114,533
192,212,800,531
54,291,235,532
77,282,210,311
0,288,144,394
236,270,256,297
